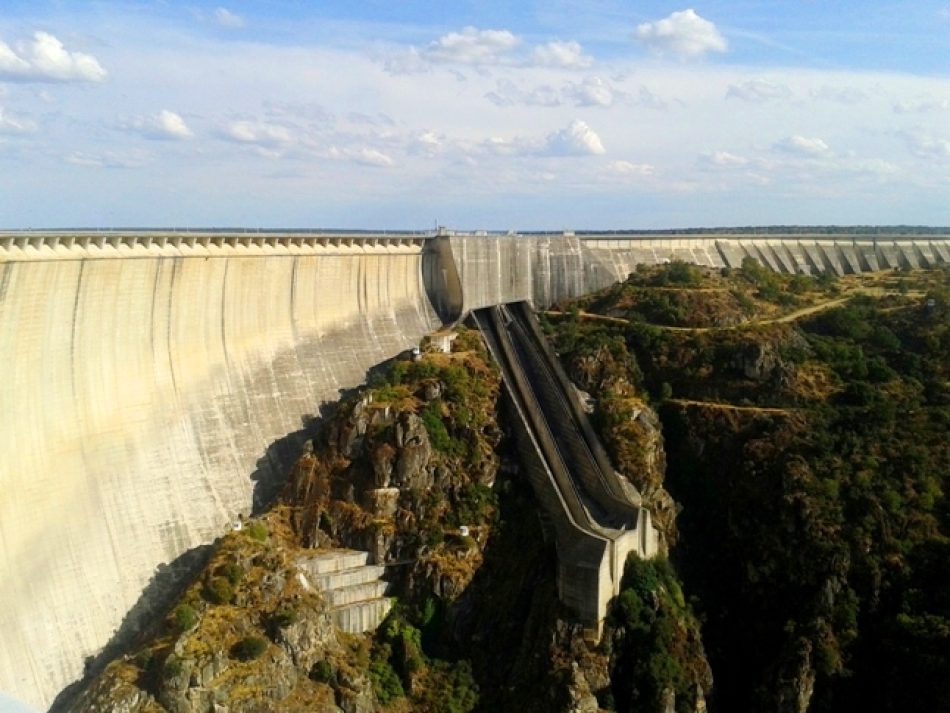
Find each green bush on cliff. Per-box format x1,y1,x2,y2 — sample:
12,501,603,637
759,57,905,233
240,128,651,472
246,521,268,542
610,557,704,712
203,575,234,605
421,400,465,457
232,635,268,661
173,604,198,632
369,608,479,711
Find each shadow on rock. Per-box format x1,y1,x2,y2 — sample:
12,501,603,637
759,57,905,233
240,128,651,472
48,544,214,713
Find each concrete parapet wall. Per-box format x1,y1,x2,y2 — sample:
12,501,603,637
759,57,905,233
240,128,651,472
0,246,439,709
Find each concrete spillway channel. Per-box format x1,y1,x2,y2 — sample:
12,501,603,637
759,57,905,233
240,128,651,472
473,303,655,634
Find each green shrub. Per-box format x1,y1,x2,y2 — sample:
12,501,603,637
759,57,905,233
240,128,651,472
369,656,405,704
173,604,198,632
311,659,335,684
221,563,244,586
246,521,268,542
203,576,234,605
270,606,299,629
232,635,268,661
163,655,183,680
421,401,465,457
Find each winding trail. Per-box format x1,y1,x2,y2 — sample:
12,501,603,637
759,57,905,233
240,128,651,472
545,295,852,332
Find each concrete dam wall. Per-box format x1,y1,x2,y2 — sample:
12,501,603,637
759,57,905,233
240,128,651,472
1,230,948,709
0,234,441,709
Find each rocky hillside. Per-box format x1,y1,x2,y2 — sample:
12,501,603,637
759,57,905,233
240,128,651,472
548,262,950,712
68,324,711,713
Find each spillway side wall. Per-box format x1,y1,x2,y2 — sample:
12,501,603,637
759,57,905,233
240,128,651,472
0,248,441,709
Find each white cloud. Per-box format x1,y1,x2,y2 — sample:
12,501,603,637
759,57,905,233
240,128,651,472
544,119,605,156
0,31,107,83
122,110,193,140
609,160,654,176
727,78,792,102
65,149,149,169
0,106,37,134
774,135,830,156
382,47,430,75
812,85,866,104
222,120,294,147
701,150,749,167
635,9,728,59
427,26,520,65
347,147,394,167
531,40,592,69
409,130,444,157
893,97,950,114
850,158,900,177
563,76,614,107
902,129,950,159
214,8,245,28
485,79,560,107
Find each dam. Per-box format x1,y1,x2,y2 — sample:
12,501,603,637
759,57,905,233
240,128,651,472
1,229,949,709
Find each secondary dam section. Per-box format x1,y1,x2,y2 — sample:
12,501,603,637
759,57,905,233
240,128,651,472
1,231,949,709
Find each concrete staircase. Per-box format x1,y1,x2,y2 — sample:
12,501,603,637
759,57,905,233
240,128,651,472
296,549,393,634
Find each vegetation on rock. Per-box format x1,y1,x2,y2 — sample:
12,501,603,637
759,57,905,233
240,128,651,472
550,262,950,712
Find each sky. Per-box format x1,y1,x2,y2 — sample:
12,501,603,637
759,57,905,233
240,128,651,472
2,1,950,229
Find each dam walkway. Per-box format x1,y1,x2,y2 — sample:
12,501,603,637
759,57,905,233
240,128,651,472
473,302,657,632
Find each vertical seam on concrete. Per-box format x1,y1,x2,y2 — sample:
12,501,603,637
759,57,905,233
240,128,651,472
166,259,180,396
69,260,86,406
149,259,161,373
220,258,232,378
0,262,11,304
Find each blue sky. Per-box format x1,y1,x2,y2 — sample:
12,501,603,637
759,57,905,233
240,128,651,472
2,1,950,229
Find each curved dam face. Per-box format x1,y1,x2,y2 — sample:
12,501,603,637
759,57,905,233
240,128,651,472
0,236,441,709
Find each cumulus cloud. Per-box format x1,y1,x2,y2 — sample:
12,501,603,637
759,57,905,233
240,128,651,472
563,77,615,107
531,40,593,69
701,150,749,167
902,129,950,159
609,160,655,176
409,130,445,157
122,110,193,140
222,120,293,147
727,79,792,102
347,147,394,167
485,79,560,107
214,7,245,28
427,26,520,65
635,9,728,59
0,106,37,134
544,119,605,156
0,31,106,83
774,135,830,156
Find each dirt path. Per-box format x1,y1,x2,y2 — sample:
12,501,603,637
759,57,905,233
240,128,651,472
544,296,850,332
666,398,799,415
